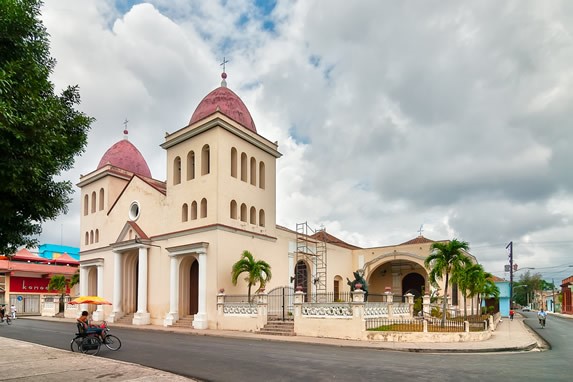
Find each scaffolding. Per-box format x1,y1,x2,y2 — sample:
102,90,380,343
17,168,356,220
295,222,327,302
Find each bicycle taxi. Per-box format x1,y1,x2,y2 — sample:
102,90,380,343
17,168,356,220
69,296,122,355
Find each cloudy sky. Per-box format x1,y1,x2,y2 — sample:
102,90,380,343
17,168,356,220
37,0,573,282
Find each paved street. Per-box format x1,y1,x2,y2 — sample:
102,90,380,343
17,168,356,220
0,313,571,381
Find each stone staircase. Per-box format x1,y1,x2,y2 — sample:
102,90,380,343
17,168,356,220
258,320,295,336
172,315,195,329
114,313,134,325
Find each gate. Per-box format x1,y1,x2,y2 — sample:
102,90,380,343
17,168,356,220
267,286,294,321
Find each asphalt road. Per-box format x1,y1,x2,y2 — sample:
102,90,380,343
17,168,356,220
0,316,571,381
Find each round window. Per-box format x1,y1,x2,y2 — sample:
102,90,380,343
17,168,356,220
129,201,140,221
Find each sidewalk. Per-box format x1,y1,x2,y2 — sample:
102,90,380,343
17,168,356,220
0,314,545,381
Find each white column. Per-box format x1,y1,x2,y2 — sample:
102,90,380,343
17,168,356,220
109,252,122,323
133,246,150,325
164,256,180,326
92,264,105,321
193,250,208,329
78,266,89,315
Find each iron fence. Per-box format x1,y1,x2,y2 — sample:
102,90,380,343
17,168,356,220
366,318,423,332
426,319,465,332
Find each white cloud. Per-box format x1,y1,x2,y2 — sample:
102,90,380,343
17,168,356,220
37,0,573,282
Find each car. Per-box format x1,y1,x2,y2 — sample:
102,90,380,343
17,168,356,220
522,306,531,312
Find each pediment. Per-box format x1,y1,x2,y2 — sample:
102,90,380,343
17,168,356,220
115,221,149,244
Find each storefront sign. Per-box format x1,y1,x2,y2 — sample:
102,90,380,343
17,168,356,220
10,276,69,293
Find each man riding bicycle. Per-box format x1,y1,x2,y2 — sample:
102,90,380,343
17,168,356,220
538,308,548,328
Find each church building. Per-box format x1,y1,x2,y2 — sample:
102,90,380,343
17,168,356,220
77,71,474,329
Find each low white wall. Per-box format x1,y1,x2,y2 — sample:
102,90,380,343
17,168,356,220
364,329,492,342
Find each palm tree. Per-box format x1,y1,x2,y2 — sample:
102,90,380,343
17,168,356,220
424,239,471,326
451,264,483,319
231,250,272,302
48,275,69,313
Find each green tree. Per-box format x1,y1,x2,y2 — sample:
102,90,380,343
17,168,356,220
452,262,482,318
0,0,93,254
231,250,272,302
424,239,471,326
47,274,70,313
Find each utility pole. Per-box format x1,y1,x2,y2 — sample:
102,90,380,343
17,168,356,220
507,241,513,309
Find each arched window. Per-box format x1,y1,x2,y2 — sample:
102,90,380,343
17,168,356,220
95,229,99,243
191,201,198,220
187,151,195,180
200,198,207,218
84,195,89,216
231,148,237,178
240,153,247,182
90,230,94,244
85,232,89,245
99,188,104,211
182,203,189,222
259,162,266,189
230,200,237,219
240,203,247,222
201,145,210,175
259,210,265,227
91,191,96,213
250,157,257,186
173,156,181,185
250,206,256,224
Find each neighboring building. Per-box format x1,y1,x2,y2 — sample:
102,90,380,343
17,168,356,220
38,244,80,261
78,71,480,327
0,248,79,315
487,277,509,317
561,276,573,315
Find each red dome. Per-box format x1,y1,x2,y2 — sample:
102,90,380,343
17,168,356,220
97,139,152,178
189,86,257,133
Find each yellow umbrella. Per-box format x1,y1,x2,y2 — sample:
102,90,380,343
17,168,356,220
69,296,112,305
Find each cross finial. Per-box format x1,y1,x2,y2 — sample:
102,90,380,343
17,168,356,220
220,57,229,73
417,224,424,236
123,118,129,139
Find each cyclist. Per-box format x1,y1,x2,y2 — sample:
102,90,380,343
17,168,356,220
0,305,5,322
77,311,104,339
537,308,548,328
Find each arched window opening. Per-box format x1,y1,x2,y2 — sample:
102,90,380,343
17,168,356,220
259,162,266,189
259,210,265,227
250,206,256,225
84,195,89,216
90,230,94,244
201,145,210,175
240,153,247,182
240,203,247,222
182,203,189,222
99,188,104,211
187,151,195,180
250,157,257,186
91,191,96,213
200,198,207,218
231,148,238,178
191,201,198,220
173,156,182,185
84,232,89,245
230,200,237,219
95,229,99,243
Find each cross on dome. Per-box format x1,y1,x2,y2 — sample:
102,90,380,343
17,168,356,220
220,57,229,87
123,118,129,139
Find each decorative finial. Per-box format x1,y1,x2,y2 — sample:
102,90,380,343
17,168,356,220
220,57,229,87
123,118,129,139
417,224,424,237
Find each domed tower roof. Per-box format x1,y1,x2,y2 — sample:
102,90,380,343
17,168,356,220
189,73,257,133
97,130,152,178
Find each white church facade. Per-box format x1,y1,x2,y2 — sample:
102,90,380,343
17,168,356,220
77,72,475,329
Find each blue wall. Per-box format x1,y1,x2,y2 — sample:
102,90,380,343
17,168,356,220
496,281,510,317
38,244,80,261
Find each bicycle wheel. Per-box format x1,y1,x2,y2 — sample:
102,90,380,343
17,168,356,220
5,317,11,325
103,334,122,351
80,336,101,355
70,336,83,352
